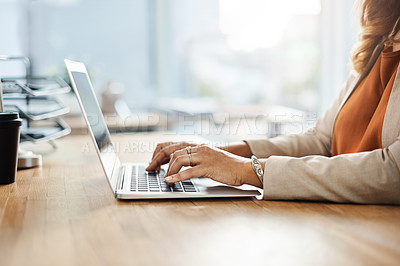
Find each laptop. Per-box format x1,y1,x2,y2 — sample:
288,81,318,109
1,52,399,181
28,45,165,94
65,59,260,199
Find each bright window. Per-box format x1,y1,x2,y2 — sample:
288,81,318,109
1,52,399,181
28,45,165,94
1,0,357,117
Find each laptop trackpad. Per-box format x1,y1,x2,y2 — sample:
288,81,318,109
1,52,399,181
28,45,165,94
194,177,225,186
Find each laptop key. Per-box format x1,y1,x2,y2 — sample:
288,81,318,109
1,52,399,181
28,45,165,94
131,182,137,191
182,180,196,192
159,169,166,177
131,165,137,175
147,170,157,176
130,167,138,191
138,166,146,174
171,183,183,192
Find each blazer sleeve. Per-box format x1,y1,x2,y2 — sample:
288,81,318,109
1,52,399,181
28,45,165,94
262,139,400,204
244,73,400,204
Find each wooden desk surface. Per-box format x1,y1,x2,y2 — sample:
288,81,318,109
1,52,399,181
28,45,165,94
1,133,400,266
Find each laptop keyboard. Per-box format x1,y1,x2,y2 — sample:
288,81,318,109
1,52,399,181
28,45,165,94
130,166,197,193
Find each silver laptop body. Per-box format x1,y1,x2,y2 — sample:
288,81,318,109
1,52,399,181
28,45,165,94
65,59,260,199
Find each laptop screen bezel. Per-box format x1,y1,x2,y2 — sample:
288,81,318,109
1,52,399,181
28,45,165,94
64,59,121,193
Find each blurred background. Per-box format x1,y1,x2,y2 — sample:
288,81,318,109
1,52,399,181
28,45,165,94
0,0,359,142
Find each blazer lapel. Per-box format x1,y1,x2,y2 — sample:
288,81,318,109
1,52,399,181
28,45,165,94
382,63,400,147
339,44,385,110
330,44,385,139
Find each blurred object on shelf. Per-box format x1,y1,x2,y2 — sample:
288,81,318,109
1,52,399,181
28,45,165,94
19,118,70,144
1,76,70,96
4,96,69,120
0,55,31,78
158,97,218,115
0,55,71,169
101,81,125,114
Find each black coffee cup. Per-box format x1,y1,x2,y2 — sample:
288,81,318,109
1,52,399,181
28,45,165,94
0,112,22,184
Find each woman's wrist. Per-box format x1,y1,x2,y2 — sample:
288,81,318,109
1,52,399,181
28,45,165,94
240,158,265,188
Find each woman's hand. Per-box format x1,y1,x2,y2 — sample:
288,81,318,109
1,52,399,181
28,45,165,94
146,141,199,171
146,141,253,172
164,145,263,188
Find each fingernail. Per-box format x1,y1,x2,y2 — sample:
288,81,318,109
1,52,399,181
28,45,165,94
165,176,172,182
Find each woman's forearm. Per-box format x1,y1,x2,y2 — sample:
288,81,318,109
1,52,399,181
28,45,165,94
218,141,253,158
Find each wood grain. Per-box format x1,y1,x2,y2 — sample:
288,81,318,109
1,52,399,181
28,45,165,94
0,133,399,266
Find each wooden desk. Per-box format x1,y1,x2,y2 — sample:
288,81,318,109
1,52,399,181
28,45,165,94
1,133,400,266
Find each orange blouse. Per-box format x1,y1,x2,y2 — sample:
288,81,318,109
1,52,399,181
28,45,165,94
332,46,400,156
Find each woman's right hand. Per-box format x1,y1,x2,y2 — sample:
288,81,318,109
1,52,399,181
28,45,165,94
146,141,199,171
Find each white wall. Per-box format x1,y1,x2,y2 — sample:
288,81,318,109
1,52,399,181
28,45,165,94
319,0,359,115
0,0,26,76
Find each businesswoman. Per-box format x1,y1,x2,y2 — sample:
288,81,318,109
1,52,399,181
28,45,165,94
147,0,400,204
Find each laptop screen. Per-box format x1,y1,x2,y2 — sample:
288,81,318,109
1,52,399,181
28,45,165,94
70,71,119,186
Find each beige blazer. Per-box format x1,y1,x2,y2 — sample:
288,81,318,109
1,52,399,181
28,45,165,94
245,44,400,204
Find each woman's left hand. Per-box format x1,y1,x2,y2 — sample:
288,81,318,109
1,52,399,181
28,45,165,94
165,145,263,188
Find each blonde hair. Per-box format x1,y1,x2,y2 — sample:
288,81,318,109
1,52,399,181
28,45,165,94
351,0,400,73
